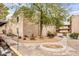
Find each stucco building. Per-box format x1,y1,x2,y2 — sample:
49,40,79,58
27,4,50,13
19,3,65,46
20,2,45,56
71,15,79,33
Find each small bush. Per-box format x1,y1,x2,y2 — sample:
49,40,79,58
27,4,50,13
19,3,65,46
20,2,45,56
69,33,79,39
18,36,22,39
47,31,56,38
7,33,17,37
23,37,26,40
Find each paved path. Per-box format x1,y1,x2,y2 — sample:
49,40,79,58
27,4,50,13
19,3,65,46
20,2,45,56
3,36,79,56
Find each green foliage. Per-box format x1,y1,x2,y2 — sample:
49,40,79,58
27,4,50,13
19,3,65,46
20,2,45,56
32,3,69,26
69,33,79,39
0,3,9,19
13,6,33,18
13,3,69,27
47,4,69,27
13,3,69,37
47,31,56,38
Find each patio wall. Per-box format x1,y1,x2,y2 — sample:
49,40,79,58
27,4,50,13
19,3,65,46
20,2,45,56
23,19,56,37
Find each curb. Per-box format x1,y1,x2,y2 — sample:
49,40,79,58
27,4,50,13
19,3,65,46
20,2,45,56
10,46,22,56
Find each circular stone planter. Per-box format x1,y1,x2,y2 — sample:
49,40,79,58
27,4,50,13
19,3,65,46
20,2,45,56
40,43,66,52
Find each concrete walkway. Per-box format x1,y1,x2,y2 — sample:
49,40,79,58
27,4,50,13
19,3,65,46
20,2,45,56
3,35,79,56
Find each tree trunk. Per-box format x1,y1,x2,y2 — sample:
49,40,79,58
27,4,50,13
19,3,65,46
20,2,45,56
39,12,43,38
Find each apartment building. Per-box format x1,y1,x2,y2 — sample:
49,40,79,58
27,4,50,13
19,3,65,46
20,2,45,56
71,15,79,33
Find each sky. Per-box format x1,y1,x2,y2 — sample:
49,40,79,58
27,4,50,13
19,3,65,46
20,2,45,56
3,3,79,19
66,3,79,15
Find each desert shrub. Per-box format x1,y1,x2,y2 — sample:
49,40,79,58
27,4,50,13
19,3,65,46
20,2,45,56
69,33,79,39
23,37,26,40
7,33,17,37
18,36,22,39
47,31,56,38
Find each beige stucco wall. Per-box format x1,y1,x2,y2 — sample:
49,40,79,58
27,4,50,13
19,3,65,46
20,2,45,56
23,19,39,37
23,19,56,37
5,15,23,37
42,25,56,36
71,15,79,33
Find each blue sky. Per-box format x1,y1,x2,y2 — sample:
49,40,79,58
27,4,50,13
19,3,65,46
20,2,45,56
4,3,79,13
63,3,79,11
62,3,79,15
3,3,79,19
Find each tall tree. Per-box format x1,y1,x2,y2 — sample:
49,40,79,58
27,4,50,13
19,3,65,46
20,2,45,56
31,3,69,37
13,3,69,37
